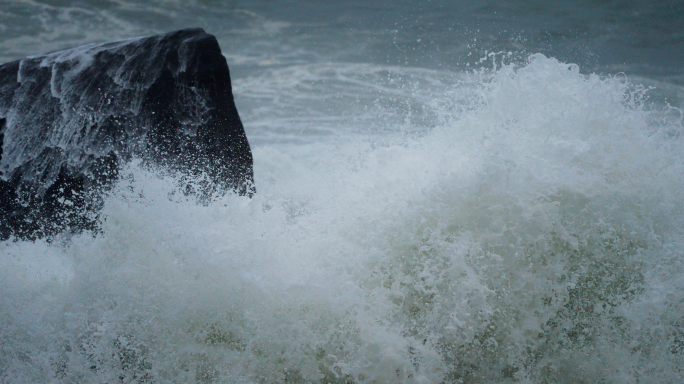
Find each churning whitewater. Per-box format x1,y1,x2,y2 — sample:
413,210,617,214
2,55,684,383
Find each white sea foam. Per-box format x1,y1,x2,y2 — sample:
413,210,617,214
2,55,683,383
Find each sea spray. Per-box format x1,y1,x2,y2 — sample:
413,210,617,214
1,54,683,383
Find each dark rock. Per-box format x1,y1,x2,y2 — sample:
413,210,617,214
0,28,254,241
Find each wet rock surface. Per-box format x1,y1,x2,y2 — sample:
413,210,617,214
0,28,254,240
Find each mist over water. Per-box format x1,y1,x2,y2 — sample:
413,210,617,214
2,1,684,383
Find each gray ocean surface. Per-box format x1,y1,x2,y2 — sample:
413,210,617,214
1,1,684,383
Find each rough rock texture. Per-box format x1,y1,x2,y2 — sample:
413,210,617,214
0,28,254,240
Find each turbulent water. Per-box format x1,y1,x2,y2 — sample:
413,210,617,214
2,1,684,383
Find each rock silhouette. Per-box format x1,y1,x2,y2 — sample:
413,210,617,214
0,28,254,241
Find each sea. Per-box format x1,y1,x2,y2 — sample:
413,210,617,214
1,1,683,383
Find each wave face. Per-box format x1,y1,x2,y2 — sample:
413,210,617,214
1,54,683,383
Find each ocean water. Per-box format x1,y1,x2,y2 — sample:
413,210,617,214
1,1,684,383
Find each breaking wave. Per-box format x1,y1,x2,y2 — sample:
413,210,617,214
2,54,684,383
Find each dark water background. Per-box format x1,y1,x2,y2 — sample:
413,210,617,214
2,0,683,77
2,0,683,111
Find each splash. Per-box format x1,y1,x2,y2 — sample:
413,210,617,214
2,54,683,383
